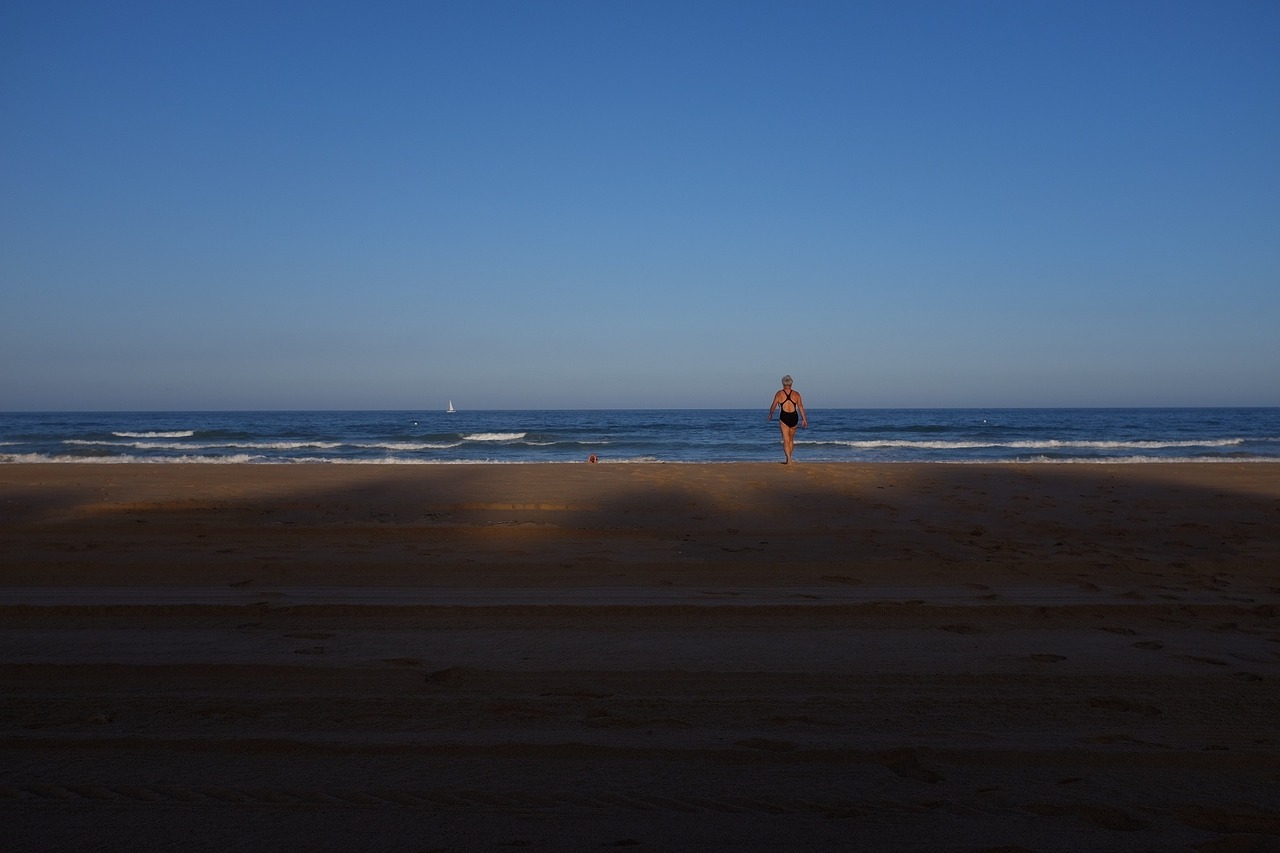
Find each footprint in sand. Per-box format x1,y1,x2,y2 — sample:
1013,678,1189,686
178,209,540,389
879,748,942,783
426,667,468,686
1175,804,1280,835
1088,697,1162,716
1029,653,1067,663
1023,802,1148,832
1132,640,1163,650
1090,734,1169,747
735,737,797,752
1178,654,1230,667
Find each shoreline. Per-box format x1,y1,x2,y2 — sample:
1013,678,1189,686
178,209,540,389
7,456,1280,463
6,408,1277,467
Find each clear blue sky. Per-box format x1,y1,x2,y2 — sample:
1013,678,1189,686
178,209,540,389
2,0,1277,410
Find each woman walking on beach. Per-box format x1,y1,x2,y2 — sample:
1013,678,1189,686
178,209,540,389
768,375,808,464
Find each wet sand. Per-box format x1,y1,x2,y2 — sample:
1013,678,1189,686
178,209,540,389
2,462,1278,851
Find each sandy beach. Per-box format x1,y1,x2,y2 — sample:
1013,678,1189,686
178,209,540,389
2,462,1277,851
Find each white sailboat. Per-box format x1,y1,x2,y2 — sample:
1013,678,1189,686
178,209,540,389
447,400,456,413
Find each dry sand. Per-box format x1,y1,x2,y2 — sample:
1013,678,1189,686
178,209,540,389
1,462,1278,852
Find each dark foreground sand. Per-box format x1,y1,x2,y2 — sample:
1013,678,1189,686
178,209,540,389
2,463,1278,852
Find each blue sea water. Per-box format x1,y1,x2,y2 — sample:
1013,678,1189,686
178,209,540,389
1,409,1278,464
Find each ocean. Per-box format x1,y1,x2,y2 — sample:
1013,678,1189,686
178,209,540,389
1,408,1278,464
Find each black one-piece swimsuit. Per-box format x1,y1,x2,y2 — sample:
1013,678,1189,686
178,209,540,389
779,390,799,428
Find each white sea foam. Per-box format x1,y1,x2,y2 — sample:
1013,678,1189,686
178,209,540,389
2,453,265,464
360,441,464,451
1011,455,1276,464
66,439,464,452
290,457,523,464
68,439,342,451
4,452,1275,465
112,430,195,438
463,432,527,442
809,438,1248,450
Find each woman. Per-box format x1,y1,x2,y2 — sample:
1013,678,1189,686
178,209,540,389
767,375,808,464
